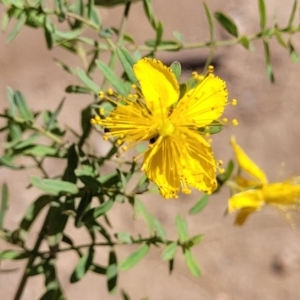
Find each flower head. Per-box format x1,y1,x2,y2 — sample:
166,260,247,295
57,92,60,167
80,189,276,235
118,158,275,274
92,58,229,199
228,137,300,225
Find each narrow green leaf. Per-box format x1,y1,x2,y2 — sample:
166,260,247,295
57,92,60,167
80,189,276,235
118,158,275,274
6,87,17,118
274,31,287,48
90,263,106,275
14,90,34,121
76,68,100,94
175,215,189,243
184,249,201,277
116,47,138,84
214,12,238,37
107,250,118,293
116,232,132,244
70,247,94,283
13,134,39,150
82,199,114,221
153,218,166,242
188,234,204,247
288,0,298,27
134,199,154,234
1,12,9,31
0,156,23,170
173,31,184,44
189,194,210,215
75,192,93,227
19,195,52,240
7,12,26,43
44,16,55,49
96,60,127,95
23,145,58,157
134,174,150,194
66,85,92,94
203,3,214,40
55,28,85,40
162,242,178,261
119,244,149,271
46,98,65,130
263,40,275,82
142,0,157,29
288,40,299,63
0,184,9,229
30,176,79,195
0,250,29,260
154,21,163,46
170,61,181,81
239,36,250,49
258,0,266,30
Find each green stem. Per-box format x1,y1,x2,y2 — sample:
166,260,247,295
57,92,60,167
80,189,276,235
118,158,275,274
13,208,51,300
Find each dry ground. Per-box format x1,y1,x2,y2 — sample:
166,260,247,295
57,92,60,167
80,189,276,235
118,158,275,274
1,1,300,299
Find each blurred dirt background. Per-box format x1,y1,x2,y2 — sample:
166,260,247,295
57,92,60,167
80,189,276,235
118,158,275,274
1,0,300,299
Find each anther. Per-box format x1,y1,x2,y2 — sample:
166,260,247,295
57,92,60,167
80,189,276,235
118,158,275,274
231,99,237,106
217,160,223,166
90,118,96,125
98,91,104,99
232,119,238,126
222,118,228,124
219,168,225,174
197,75,205,81
121,145,128,152
208,65,214,73
131,84,137,90
192,71,198,78
99,108,105,115
107,88,114,95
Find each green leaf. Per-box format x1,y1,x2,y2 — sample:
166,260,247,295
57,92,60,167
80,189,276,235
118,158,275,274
0,184,9,229
116,47,137,84
46,98,65,130
263,40,275,82
14,91,34,122
203,3,214,40
288,40,299,63
239,36,251,49
70,247,94,283
23,145,58,157
162,242,178,261
1,12,9,31
170,61,181,81
75,192,93,227
44,16,55,49
30,176,79,196
142,0,157,29
119,244,149,271
214,12,238,37
188,234,204,247
189,194,210,215
0,156,23,170
90,263,106,275
175,215,189,243
55,28,85,40
258,0,266,30
96,60,127,96
154,21,163,47
0,250,29,260
7,12,26,43
107,250,118,293
198,120,224,135
134,174,150,194
153,218,166,242
288,0,298,27
184,249,201,277
116,232,132,244
18,195,52,240
134,199,154,234
173,31,184,45
82,199,114,222
76,68,100,94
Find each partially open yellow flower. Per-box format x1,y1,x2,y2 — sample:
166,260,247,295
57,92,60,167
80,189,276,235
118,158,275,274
92,58,228,198
228,137,300,225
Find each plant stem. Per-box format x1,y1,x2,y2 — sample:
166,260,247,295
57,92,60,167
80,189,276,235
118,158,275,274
13,208,51,300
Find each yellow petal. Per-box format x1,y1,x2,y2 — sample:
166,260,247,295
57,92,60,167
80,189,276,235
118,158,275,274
234,207,259,225
141,129,217,198
173,76,228,127
228,189,264,213
133,58,179,116
263,182,300,205
231,136,268,184
142,136,180,199
180,130,217,194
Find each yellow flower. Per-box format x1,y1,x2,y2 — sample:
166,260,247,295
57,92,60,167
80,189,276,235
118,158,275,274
228,137,300,225
92,58,228,199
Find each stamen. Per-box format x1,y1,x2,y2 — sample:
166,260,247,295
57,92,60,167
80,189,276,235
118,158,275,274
231,99,237,106
232,119,238,126
98,91,105,99
107,88,114,95
222,118,228,124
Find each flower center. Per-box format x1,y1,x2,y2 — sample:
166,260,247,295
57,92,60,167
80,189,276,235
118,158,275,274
158,120,175,137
